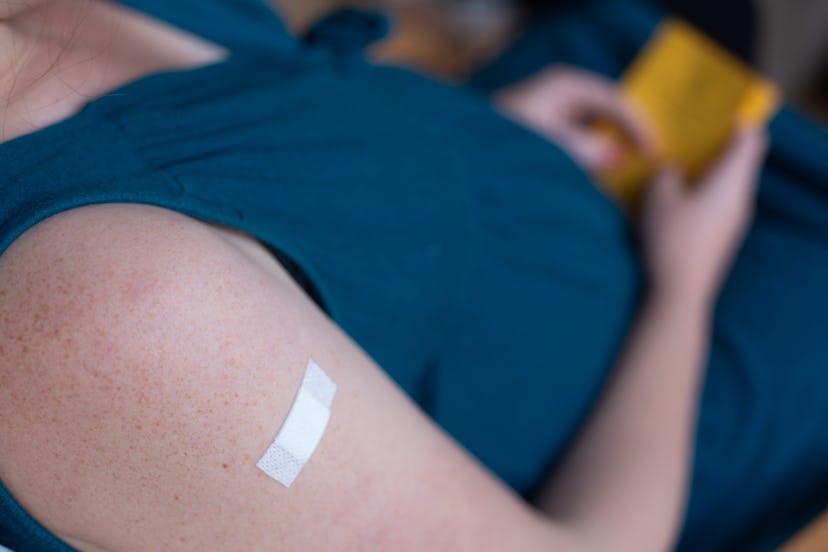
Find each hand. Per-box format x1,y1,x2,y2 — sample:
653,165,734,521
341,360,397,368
495,65,657,173
642,128,769,307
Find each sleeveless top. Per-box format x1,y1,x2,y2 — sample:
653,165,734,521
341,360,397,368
5,0,828,551
0,1,641,549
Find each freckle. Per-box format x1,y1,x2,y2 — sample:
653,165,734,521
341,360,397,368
222,463,230,469
135,424,143,431
243,454,251,461
174,495,181,501
22,345,29,354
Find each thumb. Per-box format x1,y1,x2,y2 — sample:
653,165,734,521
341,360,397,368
699,127,769,206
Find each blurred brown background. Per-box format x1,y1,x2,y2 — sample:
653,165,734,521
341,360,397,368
270,0,519,79
269,0,828,121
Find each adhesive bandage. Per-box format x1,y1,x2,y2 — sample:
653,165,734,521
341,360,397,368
256,359,337,487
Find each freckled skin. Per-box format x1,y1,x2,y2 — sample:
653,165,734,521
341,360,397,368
0,204,555,552
0,205,309,549
121,273,161,305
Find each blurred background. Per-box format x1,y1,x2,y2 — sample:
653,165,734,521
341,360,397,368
269,0,828,122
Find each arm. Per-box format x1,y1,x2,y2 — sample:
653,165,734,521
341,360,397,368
539,288,709,551
0,204,581,551
537,129,769,552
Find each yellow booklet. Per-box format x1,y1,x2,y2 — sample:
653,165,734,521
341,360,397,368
597,19,781,205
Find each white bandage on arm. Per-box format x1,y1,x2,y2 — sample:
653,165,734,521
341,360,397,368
256,359,337,488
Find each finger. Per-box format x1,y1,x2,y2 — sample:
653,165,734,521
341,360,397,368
557,69,660,153
700,128,769,204
548,125,622,172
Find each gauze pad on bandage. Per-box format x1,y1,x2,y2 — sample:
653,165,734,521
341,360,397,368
256,359,337,487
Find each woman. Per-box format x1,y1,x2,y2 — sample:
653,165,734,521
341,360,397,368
0,0,824,551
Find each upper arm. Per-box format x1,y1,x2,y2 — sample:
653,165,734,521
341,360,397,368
0,204,574,551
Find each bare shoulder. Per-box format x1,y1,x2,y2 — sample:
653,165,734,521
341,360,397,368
0,204,565,551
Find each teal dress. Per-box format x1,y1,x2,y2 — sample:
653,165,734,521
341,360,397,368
1,1,827,551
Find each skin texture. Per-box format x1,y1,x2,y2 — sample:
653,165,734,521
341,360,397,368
0,205,568,551
0,0,225,141
0,0,49,18
0,1,768,550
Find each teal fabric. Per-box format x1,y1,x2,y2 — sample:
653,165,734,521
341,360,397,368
1,1,827,551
